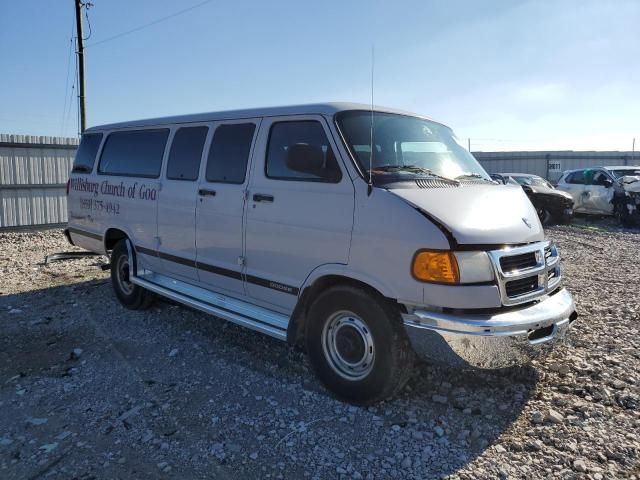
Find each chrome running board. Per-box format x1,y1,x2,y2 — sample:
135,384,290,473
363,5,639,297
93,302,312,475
130,271,289,341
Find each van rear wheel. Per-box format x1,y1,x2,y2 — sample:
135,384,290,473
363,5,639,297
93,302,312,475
305,285,415,404
110,240,153,310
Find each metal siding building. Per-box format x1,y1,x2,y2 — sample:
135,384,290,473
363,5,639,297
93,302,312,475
474,151,638,182
0,134,78,229
1,132,639,229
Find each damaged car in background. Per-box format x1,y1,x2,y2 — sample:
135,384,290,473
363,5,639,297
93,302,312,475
491,173,574,225
613,169,640,227
556,166,640,227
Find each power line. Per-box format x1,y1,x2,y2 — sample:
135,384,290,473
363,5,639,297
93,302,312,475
83,1,93,41
60,17,75,137
62,37,78,137
85,0,214,48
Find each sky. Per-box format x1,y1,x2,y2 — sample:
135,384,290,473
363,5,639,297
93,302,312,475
1,0,638,151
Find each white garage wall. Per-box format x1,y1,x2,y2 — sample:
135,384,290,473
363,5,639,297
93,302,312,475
474,151,638,183
0,134,78,229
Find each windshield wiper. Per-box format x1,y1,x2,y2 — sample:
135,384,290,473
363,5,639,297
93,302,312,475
455,172,493,182
372,165,458,183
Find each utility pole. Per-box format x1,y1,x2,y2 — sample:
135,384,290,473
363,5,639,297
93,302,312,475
633,138,636,166
468,138,471,152
74,0,87,133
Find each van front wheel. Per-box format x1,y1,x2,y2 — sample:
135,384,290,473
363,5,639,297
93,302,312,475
110,240,153,310
305,285,415,404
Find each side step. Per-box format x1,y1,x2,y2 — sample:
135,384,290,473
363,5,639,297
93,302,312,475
130,272,289,341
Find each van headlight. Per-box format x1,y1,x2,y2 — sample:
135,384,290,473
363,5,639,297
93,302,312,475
412,250,494,284
453,251,495,283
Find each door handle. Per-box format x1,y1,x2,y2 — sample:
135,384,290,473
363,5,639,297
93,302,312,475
253,193,274,203
198,189,216,197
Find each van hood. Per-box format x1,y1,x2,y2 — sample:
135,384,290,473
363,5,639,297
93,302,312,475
390,184,544,245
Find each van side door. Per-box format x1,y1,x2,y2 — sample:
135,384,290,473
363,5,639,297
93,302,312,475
244,116,354,312
156,124,209,280
195,119,260,297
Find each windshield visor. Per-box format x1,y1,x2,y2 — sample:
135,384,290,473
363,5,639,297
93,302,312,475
336,111,490,184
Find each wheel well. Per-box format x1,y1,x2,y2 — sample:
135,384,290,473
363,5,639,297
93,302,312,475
287,274,393,348
104,228,128,252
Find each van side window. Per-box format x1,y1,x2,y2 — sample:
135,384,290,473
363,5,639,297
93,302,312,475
166,126,208,181
266,121,341,182
205,123,255,184
98,129,169,178
72,133,103,173
566,170,585,185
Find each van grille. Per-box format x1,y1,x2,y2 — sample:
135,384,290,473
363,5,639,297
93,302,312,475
499,252,537,273
488,241,561,306
505,276,539,297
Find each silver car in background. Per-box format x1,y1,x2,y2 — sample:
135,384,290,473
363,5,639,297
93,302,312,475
556,166,640,226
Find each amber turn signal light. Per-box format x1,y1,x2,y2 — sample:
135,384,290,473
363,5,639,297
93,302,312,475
412,250,460,283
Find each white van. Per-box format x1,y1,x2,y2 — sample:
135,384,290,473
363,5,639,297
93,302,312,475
66,103,577,403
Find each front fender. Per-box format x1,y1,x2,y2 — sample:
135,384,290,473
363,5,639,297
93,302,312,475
300,263,400,300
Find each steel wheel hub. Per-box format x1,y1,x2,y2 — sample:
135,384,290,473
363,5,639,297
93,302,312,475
322,311,375,381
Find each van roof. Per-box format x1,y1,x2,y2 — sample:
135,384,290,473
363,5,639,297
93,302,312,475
85,102,439,132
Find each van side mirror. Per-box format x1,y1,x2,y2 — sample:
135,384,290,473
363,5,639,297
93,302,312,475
603,178,613,188
286,143,327,176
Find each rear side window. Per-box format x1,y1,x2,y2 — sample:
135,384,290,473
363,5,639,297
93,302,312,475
565,170,585,184
166,126,208,181
266,121,341,182
72,133,103,173
205,123,255,184
99,129,169,178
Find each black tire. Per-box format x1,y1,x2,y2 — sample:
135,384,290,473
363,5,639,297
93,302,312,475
615,203,636,228
110,240,153,310
560,211,573,224
305,285,415,404
535,206,552,225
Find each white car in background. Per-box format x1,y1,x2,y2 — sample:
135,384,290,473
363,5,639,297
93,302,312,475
556,166,640,225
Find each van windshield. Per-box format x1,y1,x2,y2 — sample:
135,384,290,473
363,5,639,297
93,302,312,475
336,111,490,185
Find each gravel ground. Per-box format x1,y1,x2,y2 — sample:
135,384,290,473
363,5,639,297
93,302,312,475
0,224,638,479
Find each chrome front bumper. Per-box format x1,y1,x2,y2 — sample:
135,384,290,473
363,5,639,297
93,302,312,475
402,288,577,369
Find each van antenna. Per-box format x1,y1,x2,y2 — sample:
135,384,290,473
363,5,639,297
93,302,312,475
368,44,374,196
